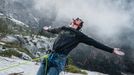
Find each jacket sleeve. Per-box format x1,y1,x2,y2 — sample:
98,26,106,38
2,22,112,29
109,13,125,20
79,33,114,53
47,27,62,34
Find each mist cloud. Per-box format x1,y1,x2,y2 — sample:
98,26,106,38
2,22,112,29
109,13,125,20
33,0,134,59
34,0,131,36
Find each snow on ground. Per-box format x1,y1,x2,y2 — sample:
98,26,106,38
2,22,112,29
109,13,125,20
0,56,107,75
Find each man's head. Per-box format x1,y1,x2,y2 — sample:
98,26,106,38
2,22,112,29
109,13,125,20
70,18,84,30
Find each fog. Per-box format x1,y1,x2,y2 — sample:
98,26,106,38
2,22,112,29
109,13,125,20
33,0,134,60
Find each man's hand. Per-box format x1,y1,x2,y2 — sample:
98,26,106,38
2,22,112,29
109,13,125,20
113,48,125,56
43,26,51,31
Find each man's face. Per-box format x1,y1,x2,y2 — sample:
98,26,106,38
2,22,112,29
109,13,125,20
74,19,82,25
70,19,82,30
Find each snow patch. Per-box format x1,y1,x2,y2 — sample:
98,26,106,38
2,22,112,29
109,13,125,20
0,42,6,45
10,18,29,27
0,13,3,16
1,35,18,43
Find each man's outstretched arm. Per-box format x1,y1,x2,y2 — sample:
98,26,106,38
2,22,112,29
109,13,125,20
79,34,113,53
79,33,125,55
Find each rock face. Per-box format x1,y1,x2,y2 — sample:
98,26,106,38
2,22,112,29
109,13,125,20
0,34,55,59
0,0,39,28
0,11,54,60
0,0,5,14
0,0,57,29
0,56,107,75
0,15,30,35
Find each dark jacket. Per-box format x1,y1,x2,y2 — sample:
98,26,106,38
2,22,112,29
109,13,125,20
44,26,113,55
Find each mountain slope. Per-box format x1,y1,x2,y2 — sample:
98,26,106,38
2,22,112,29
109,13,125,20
0,15,31,35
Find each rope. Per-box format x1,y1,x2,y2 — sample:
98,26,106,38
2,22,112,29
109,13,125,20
0,54,49,72
45,57,48,75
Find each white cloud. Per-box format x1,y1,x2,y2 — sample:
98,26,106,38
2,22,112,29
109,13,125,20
34,0,133,41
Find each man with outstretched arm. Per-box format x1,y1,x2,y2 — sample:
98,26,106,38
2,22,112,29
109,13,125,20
37,18,125,75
